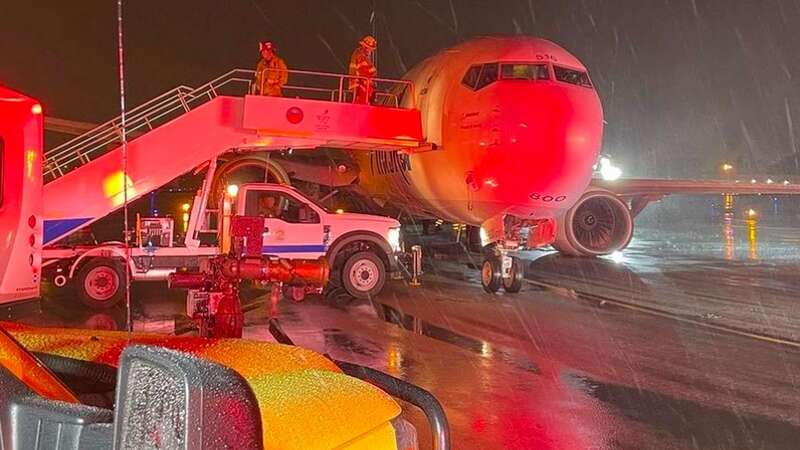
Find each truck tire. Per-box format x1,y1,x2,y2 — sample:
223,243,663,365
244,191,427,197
341,251,386,300
75,258,125,310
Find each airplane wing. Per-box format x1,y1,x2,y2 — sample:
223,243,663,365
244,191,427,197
591,178,800,217
592,178,800,197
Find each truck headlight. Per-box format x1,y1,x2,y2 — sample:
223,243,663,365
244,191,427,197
387,227,401,252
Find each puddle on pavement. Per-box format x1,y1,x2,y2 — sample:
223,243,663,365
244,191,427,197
377,303,539,374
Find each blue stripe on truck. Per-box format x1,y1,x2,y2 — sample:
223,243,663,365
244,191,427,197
44,218,93,244
262,245,327,254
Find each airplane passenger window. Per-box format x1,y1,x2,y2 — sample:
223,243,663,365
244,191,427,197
475,63,499,90
462,65,482,90
553,66,593,88
501,63,550,80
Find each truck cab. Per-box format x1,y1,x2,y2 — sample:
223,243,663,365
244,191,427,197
42,177,403,309
236,183,402,299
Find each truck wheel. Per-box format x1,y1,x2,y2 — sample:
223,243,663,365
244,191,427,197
342,251,386,299
76,258,125,310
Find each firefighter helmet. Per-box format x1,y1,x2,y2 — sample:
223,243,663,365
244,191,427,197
359,35,377,50
259,41,275,52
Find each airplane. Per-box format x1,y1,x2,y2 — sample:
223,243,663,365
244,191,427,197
261,36,800,292
43,36,800,295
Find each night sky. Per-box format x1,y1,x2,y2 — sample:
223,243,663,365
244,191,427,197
3,1,800,177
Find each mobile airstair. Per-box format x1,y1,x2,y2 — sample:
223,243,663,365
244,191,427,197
42,69,423,244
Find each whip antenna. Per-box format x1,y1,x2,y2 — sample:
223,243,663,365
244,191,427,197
116,0,132,333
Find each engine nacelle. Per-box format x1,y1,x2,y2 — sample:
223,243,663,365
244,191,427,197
552,189,634,256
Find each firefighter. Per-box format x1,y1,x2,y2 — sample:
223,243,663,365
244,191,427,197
349,35,377,104
252,41,288,97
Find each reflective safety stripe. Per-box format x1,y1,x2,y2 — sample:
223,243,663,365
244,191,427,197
44,218,92,244
262,245,327,254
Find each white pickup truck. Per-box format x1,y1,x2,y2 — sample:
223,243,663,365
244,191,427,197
43,182,402,308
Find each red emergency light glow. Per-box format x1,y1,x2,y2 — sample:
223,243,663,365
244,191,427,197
286,107,304,124
102,171,136,207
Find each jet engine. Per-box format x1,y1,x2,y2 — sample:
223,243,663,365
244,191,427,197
552,189,634,256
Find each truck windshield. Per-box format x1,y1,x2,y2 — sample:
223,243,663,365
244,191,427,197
301,192,332,213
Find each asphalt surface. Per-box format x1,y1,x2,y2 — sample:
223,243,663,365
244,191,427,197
22,212,800,450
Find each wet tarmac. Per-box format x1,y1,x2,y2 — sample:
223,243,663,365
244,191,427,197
19,213,800,449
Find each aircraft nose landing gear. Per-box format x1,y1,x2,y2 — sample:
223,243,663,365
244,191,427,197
502,256,523,293
480,250,523,294
478,214,540,294
481,257,502,293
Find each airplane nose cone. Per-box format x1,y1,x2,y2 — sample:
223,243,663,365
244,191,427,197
472,82,604,218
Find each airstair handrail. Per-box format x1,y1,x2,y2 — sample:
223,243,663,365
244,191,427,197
46,86,194,157
44,68,416,181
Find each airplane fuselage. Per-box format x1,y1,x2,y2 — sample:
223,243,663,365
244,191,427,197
356,36,604,230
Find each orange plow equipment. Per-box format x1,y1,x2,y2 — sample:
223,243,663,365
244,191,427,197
0,326,79,403
0,321,450,450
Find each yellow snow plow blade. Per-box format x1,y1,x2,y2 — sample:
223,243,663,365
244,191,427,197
3,322,402,449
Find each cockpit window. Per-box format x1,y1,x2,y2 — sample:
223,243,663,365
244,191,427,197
500,63,550,81
462,65,481,90
553,66,593,88
465,62,550,90
475,63,499,90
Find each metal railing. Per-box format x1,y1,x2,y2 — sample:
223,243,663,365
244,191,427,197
44,69,416,183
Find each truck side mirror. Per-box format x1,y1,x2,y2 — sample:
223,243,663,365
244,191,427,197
112,345,262,450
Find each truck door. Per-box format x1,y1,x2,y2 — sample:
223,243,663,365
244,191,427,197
243,188,326,259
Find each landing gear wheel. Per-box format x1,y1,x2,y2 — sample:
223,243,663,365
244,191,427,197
342,251,386,299
502,257,523,293
76,258,125,310
481,257,502,293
